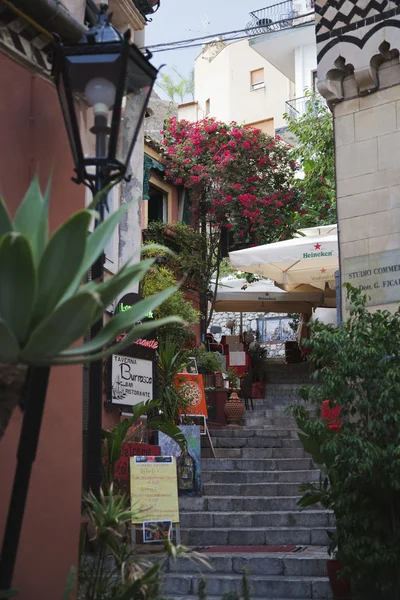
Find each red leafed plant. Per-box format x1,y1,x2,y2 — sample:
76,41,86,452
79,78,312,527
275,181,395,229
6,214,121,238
161,117,300,249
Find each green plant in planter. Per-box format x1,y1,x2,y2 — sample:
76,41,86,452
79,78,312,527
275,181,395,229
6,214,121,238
248,342,268,382
156,340,191,424
189,345,223,374
290,285,400,599
0,176,183,438
226,367,240,389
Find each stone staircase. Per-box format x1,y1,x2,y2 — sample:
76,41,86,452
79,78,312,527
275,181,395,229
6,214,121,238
163,363,333,599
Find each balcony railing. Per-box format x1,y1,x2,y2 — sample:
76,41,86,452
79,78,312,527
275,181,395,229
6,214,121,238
247,0,314,35
285,95,321,119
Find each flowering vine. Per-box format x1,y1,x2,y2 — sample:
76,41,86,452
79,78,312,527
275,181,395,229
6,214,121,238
161,117,301,249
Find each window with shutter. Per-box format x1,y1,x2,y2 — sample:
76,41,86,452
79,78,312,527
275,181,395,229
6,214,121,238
251,68,265,90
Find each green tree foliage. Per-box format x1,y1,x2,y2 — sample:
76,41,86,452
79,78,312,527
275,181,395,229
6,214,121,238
141,264,200,347
291,285,400,599
284,89,336,227
156,68,195,103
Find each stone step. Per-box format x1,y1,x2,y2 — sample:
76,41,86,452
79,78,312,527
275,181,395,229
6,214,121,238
180,510,334,529
212,447,307,459
210,429,299,439
180,526,332,547
202,482,315,497
180,495,311,513
202,458,313,471
212,435,300,449
245,419,299,429
166,551,329,577
163,572,331,599
166,597,325,600
203,469,319,484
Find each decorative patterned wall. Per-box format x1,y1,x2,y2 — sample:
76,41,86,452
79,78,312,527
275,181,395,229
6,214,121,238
315,0,400,103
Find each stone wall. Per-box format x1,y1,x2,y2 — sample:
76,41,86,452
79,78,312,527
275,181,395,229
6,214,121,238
315,0,400,315
144,93,178,143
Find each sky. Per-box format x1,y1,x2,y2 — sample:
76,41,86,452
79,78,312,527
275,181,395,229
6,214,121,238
145,0,273,99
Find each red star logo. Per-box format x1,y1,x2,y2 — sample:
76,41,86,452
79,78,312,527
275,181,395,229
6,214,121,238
265,293,269,297
321,268,326,274
314,243,321,250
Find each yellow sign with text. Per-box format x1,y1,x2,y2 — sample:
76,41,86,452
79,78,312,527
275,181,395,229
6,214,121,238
130,456,179,524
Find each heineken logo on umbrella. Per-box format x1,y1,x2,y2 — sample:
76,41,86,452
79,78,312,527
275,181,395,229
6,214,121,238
303,243,334,259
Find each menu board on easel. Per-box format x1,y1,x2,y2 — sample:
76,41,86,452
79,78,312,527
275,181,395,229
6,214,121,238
130,456,179,524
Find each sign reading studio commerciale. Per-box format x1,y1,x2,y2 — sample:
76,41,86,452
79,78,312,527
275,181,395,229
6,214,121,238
111,355,153,407
343,248,400,307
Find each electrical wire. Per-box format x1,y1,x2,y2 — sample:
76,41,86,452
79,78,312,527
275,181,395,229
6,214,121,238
146,12,314,53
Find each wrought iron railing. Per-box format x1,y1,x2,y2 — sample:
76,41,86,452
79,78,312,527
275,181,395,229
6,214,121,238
247,0,314,35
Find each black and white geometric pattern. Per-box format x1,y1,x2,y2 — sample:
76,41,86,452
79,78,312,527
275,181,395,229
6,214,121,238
316,0,400,41
0,6,52,73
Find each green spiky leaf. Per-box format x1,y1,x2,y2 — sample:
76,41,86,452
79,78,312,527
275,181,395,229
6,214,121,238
32,210,94,325
0,319,20,362
64,202,132,299
22,292,101,361
0,195,13,238
0,233,36,343
59,285,179,357
13,175,45,265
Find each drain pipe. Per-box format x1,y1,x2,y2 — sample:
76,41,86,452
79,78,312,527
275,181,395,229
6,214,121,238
4,0,86,43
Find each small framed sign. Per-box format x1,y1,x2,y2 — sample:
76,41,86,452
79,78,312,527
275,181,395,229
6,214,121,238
143,520,172,543
111,354,153,406
179,357,198,375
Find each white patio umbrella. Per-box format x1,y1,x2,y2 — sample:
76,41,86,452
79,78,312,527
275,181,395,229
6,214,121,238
229,227,338,290
213,277,326,313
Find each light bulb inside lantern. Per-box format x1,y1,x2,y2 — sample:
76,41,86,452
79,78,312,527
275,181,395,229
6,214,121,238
85,77,116,117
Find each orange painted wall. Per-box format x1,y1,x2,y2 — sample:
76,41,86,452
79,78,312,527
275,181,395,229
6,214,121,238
0,54,85,599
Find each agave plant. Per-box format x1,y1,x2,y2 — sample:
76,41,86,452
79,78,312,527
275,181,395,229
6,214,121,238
0,176,182,438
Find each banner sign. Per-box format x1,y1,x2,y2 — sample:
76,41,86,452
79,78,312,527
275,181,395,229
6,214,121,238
130,456,179,524
175,374,208,419
111,354,153,406
114,443,161,481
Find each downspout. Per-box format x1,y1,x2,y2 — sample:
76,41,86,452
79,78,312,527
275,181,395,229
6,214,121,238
3,0,86,43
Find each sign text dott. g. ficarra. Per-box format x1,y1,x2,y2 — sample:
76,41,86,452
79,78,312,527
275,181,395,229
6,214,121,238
343,249,400,307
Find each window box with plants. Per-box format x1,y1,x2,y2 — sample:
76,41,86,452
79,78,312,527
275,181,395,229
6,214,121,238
188,345,224,388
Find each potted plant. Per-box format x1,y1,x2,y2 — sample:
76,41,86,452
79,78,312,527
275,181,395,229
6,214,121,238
248,342,268,398
289,403,350,598
289,285,400,599
189,345,223,388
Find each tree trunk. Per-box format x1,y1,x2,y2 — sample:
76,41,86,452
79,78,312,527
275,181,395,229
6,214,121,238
0,363,28,439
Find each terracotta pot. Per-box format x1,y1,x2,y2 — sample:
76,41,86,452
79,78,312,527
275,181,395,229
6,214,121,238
327,559,351,598
224,390,244,427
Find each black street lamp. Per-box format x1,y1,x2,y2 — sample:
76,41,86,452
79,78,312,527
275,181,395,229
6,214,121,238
53,2,158,201
53,3,158,494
